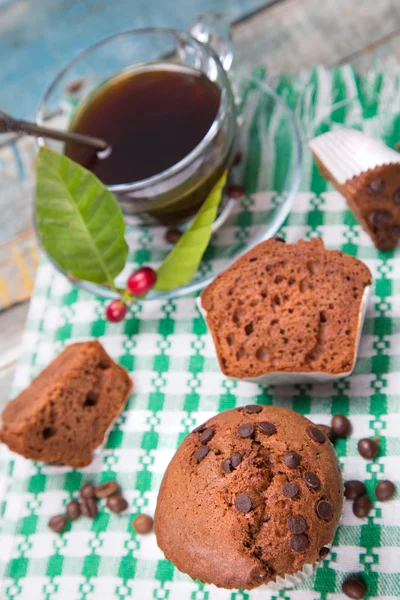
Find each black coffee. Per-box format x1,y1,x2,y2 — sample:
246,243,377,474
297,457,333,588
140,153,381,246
65,64,222,185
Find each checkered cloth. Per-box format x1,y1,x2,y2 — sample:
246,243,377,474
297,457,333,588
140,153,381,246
1,65,400,599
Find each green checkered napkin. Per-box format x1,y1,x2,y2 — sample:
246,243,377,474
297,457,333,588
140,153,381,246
1,65,400,599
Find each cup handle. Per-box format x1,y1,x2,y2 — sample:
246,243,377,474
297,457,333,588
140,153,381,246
189,12,233,72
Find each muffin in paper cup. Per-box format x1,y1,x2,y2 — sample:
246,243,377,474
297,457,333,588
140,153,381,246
197,237,372,386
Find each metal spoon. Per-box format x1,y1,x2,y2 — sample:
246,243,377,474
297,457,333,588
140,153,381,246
0,110,108,152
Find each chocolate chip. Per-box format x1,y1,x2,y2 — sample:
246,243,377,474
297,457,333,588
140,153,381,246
222,458,233,473
165,228,182,244
307,427,326,443
283,451,301,468
342,577,367,599
287,515,306,534
344,480,366,500
231,452,242,468
95,480,119,498
245,404,262,414
259,421,277,435
367,178,384,195
234,493,252,513
375,480,396,501
133,513,153,534
106,494,128,514
194,445,209,461
393,188,400,205
199,427,214,444
315,424,335,442
368,209,390,227
331,414,351,438
358,438,380,459
316,499,334,521
81,497,98,519
192,423,206,433
353,495,372,518
227,184,245,199
319,547,330,559
65,500,81,521
48,514,67,533
290,533,309,552
282,482,299,498
237,423,254,438
304,471,321,490
80,484,96,499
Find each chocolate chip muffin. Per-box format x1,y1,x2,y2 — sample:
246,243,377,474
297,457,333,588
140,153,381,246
154,406,343,590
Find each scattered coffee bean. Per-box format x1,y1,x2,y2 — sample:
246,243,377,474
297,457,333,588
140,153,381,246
287,515,306,534
393,188,400,205
48,514,67,533
234,493,252,514
344,480,366,500
80,484,96,499
307,427,326,443
199,427,214,444
259,421,277,435
282,482,299,498
368,209,390,227
367,178,384,195
66,500,81,521
194,445,209,461
316,499,333,521
342,577,367,599
375,480,396,501
304,471,321,490
133,513,153,534
274,236,286,243
222,458,233,473
81,497,98,519
237,423,254,438
233,151,242,166
392,225,400,239
331,414,351,438
106,494,128,514
245,404,262,414
164,228,182,244
95,480,119,499
319,547,330,559
283,451,301,468
231,452,242,468
316,424,335,442
290,533,309,552
358,438,380,459
192,423,206,433
353,495,372,518
226,184,245,199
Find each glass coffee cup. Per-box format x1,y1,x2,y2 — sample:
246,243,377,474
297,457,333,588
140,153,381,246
37,13,237,226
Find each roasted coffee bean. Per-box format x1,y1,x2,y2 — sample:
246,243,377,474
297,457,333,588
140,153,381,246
283,451,301,468
319,547,330,559
392,225,400,239
344,480,366,500
316,499,334,521
226,184,245,199
375,480,396,501
133,513,153,534
222,458,233,474
274,236,286,243
304,471,321,490
316,424,335,442
95,480,120,498
367,178,384,195
194,445,209,461
342,577,367,599
282,482,299,498
48,514,67,533
199,428,214,444
192,423,206,433
245,404,262,414
368,209,390,227
353,495,372,518
393,188,400,205
259,421,277,435
307,427,326,443
81,497,98,519
66,500,81,520
231,452,242,468
331,414,351,438
234,493,252,513
290,533,309,552
237,423,254,438
287,515,306,534
106,494,128,514
358,438,380,459
80,484,96,499
164,228,182,244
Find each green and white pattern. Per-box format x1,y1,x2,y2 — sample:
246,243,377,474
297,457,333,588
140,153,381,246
1,65,400,599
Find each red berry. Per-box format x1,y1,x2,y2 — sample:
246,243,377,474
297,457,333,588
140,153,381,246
127,267,157,296
105,300,127,322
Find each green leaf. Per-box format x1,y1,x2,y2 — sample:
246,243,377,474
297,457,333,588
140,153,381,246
35,147,128,287
154,171,227,291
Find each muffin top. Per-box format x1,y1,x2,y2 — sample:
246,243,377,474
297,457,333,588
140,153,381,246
154,406,344,590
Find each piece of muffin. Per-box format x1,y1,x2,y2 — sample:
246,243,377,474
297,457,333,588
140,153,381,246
0,341,132,468
200,238,371,380
310,129,400,251
155,406,344,590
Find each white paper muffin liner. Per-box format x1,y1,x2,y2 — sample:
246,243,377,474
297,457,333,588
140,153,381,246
309,128,400,185
197,284,370,385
